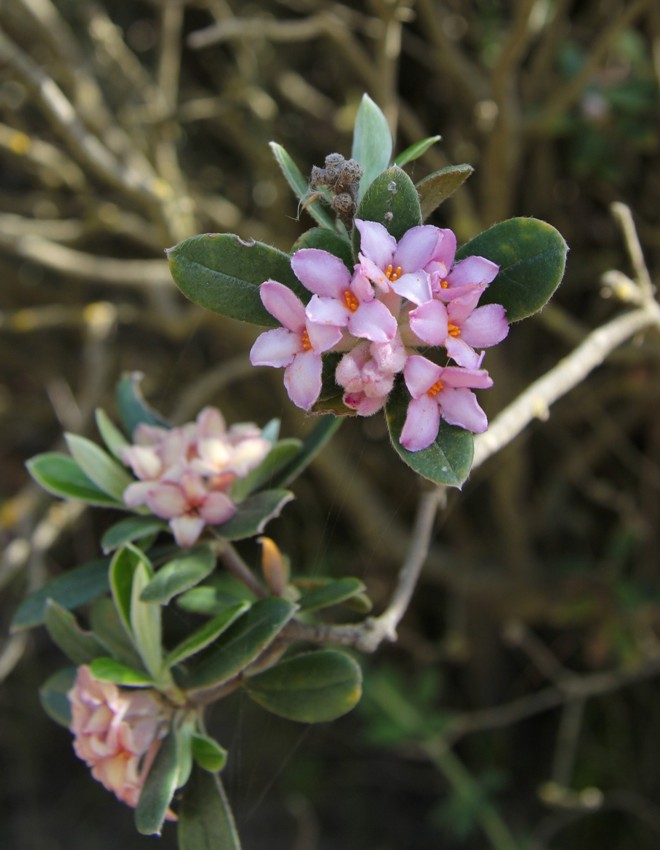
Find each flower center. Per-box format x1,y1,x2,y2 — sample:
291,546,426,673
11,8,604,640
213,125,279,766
448,322,461,337
343,289,360,312
427,379,444,397
301,329,313,351
440,279,449,289
386,264,402,282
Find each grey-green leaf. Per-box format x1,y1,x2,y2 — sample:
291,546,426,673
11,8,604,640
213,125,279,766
116,372,170,437
217,490,294,541
131,559,162,677
291,227,354,268
295,577,368,612
190,733,228,773
95,408,129,460
89,657,154,686
39,667,77,727
352,94,393,202
394,135,442,167
417,164,474,219
456,217,568,321
354,166,422,243
231,440,302,500
244,650,363,723
44,599,106,665
101,516,168,554
26,453,122,507
269,141,335,229
140,544,216,605
178,767,242,850
164,601,250,668
136,731,179,836
90,598,144,669
65,433,134,501
269,415,343,489
168,234,305,326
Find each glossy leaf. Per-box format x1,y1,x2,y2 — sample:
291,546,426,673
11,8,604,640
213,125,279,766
163,602,250,668
394,135,442,167
39,667,76,727
140,544,216,605
90,598,144,668
136,731,179,836
352,94,393,202
90,657,154,686
291,227,354,268
116,372,170,437
168,234,304,326
11,556,110,631
269,141,335,229
65,433,134,501
109,545,142,638
269,415,343,488
178,766,242,850
417,164,474,219
184,597,297,690
44,599,106,664
101,516,168,554
217,489,294,540
95,408,129,460
26,453,121,507
176,575,255,616
354,166,422,243
131,559,162,678
456,217,568,321
245,649,363,723
385,381,474,487
231,439,302,500
295,577,368,612
191,733,228,773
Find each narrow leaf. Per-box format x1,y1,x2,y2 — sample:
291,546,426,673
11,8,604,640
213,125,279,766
191,734,228,773
269,141,335,229
65,433,134,501
217,489,294,541
294,577,368,612
176,575,255,616
354,166,422,243
39,667,76,727
140,544,216,605
26,453,121,507
116,372,170,437
269,415,343,489
178,767,242,850
109,545,141,638
44,599,106,664
291,227,354,268
385,381,474,487
135,732,179,836
90,657,154,686
164,602,250,668
352,94,393,202
101,516,168,554
456,217,568,321
245,650,363,723
90,598,144,669
417,164,474,219
95,408,129,460
131,559,162,678
394,135,442,167
231,440,302,500
11,557,110,631
167,234,305,326
184,597,297,690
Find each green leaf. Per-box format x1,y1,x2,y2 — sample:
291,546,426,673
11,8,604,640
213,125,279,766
11,556,110,631
131,559,162,678
39,667,76,727
184,597,297,691
109,545,141,638
26,453,122,507
245,650,362,723
140,545,216,605
394,135,442,167
385,381,474,487
167,234,304,326
295,577,368,612
354,166,422,243
178,767,242,850
291,227,354,268
456,217,568,321
116,372,170,437
217,489,294,541
231,440,302,500
44,599,106,664
164,602,251,668
176,575,255,616
95,408,129,460
417,164,474,219
352,94,393,202
269,142,335,229
101,516,168,554
64,433,134,501
135,731,179,836
269,415,343,489
191,734,228,773
90,657,154,686
89,598,144,669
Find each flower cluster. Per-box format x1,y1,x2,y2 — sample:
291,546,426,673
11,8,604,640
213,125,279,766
121,407,271,547
68,666,174,813
250,220,509,451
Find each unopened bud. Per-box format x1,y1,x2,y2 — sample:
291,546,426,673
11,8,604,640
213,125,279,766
259,536,288,596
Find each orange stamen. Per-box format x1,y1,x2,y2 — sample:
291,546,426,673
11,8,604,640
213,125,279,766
440,279,449,289
343,289,360,312
301,329,312,351
386,264,402,282
448,322,461,337
427,379,444,397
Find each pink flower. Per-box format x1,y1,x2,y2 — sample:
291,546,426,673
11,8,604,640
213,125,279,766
250,280,342,410
400,355,493,451
68,666,175,816
336,336,407,416
292,249,397,343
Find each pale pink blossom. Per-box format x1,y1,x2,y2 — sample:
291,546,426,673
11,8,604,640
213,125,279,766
336,336,407,415
68,666,175,815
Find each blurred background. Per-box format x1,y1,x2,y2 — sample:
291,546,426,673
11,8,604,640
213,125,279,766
1,1,659,848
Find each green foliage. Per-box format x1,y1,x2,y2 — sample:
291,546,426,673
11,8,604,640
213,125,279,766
351,93,393,202
190,733,228,773
101,516,168,554
217,489,294,540
353,166,422,242
290,227,353,267
89,657,154,686
44,600,106,665
163,602,250,668
64,433,134,501
26,453,123,507
178,767,242,850
230,440,302,500
135,731,180,836
269,141,336,230
394,135,442,167
417,164,474,219
39,668,77,728
140,545,216,604
116,372,170,436
294,576,369,612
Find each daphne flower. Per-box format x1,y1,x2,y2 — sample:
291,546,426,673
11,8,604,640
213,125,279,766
250,280,342,410
336,336,407,416
400,355,493,451
68,666,174,815
294,249,397,343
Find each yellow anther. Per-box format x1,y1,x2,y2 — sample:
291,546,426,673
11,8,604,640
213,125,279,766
301,329,312,351
440,279,449,289
386,264,402,282
427,379,444,397
448,322,461,337
343,289,360,312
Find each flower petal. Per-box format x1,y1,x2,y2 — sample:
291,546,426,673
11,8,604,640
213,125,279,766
250,327,299,368
145,483,188,519
390,271,433,305
461,304,509,348
306,320,343,353
260,280,306,331
444,335,483,369
439,387,488,433
409,300,449,346
284,351,323,410
394,225,440,271
447,256,499,288
200,492,236,525
348,299,397,342
400,394,441,452
291,249,351,297
426,228,457,276
305,294,349,327
355,219,396,268
169,515,205,548
439,366,493,390
403,354,443,399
